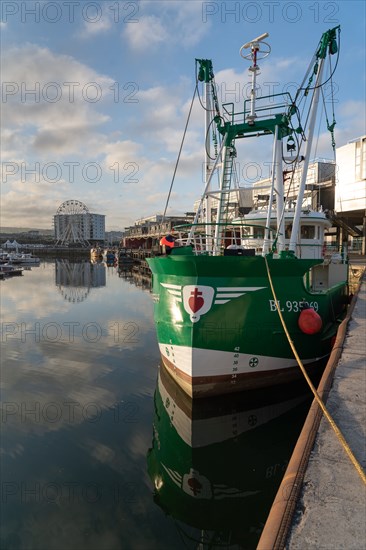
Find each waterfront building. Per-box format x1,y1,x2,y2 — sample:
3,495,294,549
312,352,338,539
122,214,195,250
54,200,105,246
335,136,366,253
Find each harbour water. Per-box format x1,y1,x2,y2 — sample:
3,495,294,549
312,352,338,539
1,260,317,550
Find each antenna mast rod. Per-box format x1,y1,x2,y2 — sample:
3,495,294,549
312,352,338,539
240,32,269,124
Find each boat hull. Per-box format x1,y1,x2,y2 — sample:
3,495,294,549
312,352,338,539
147,253,348,397
159,345,328,397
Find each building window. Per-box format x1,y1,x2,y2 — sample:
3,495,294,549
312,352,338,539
355,137,366,180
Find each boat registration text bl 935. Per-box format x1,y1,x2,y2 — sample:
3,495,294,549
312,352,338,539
269,300,319,312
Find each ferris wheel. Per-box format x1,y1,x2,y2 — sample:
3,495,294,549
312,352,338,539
55,260,91,303
59,286,90,303
56,200,89,216
55,200,90,246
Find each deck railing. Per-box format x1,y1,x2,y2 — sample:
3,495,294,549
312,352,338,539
172,221,276,256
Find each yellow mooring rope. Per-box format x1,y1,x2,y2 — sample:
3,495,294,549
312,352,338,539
264,256,366,485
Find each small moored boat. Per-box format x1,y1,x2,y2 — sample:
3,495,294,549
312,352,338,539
0,264,24,276
8,252,40,265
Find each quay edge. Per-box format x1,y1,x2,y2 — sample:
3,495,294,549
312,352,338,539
257,264,366,550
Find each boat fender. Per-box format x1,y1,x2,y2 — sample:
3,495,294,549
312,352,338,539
298,305,322,334
160,235,175,255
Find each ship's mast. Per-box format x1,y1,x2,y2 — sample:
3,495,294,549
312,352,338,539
288,62,325,253
263,126,278,255
240,32,269,124
274,130,286,252
288,27,339,254
197,59,216,251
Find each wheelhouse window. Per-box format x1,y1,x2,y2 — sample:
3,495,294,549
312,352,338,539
300,225,315,239
285,224,293,238
253,227,264,239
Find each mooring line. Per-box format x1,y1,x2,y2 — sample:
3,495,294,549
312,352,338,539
264,256,366,485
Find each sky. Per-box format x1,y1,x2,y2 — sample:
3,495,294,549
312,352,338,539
1,0,365,231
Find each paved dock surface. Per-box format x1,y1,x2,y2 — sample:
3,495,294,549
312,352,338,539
286,276,366,550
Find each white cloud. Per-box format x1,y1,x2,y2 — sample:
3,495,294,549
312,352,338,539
2,45,113,158
1,176,71,228
123,1,211,51
1,5,214,230
333,101,366,148
172,1,212,46
103,140,143,166
124,15,168,51
3,45,113,95
81,17,112,36
0,41,205,229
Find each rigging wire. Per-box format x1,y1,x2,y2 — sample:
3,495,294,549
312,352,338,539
159,85,198,235
294,27,341,98
324,53,337,152
206,117,219,161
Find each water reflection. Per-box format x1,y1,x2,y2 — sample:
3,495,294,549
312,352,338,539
0,261,321,549
55,260,106,303
1,262,161,549
118,266,152,292
147,365,313,549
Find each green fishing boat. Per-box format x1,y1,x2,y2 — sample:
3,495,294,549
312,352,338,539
147,27,348,397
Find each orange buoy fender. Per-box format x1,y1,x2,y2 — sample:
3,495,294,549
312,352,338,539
160,235,175,248
298,308,323,334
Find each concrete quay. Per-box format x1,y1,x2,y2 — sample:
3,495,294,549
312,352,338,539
258,268,366,550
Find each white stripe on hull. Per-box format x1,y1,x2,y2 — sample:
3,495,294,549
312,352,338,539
159,343,322,377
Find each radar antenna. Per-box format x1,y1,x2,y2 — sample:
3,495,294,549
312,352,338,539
239,33,271,124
